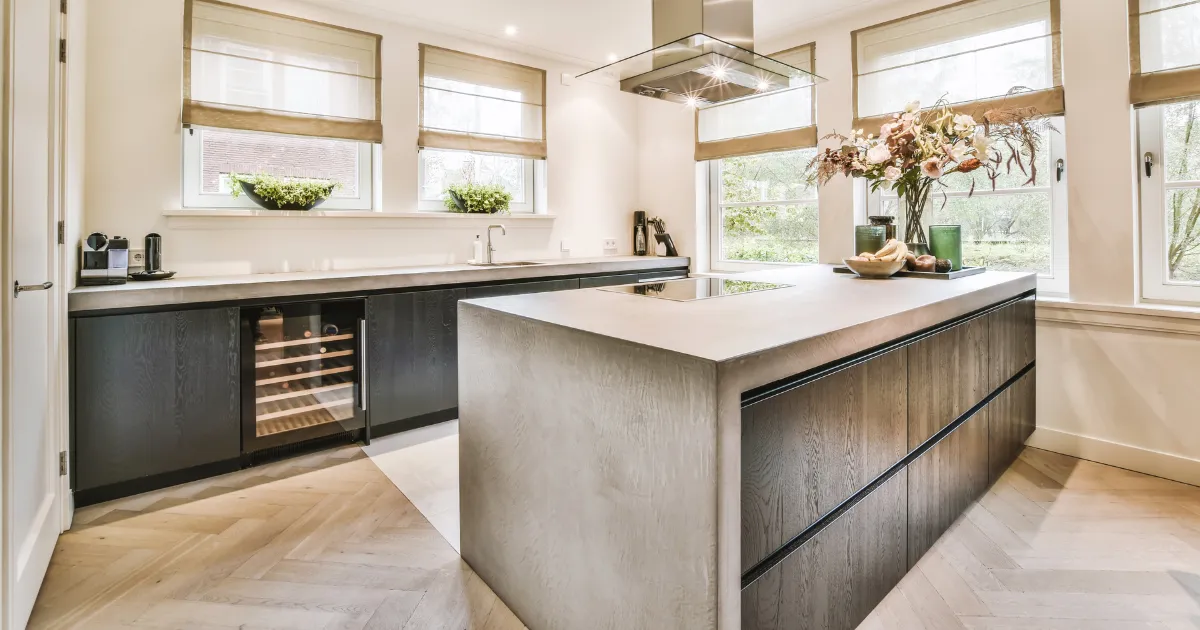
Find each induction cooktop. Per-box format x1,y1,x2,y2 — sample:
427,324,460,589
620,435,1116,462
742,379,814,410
599,278,793,302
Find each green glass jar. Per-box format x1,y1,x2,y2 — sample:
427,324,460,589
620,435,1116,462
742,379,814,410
854,225,887,257
928,225,963,271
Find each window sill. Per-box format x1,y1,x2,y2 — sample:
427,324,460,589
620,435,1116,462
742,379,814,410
1036,298,1200,336
164,209,557,229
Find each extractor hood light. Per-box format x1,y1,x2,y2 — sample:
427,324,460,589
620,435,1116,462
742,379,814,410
756,80,771,91
710,65,727,79
685,95,699,108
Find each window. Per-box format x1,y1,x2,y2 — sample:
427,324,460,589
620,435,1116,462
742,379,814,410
1138,102,1200,302
181,0,381,210
863,119,1069,293
418,45,546,212
853,0,1067,294
709,149,820,270
183,128,373,209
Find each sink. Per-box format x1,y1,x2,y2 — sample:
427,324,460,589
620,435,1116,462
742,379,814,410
468,261,544,267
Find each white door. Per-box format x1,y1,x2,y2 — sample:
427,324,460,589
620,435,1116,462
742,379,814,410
4,0,63,626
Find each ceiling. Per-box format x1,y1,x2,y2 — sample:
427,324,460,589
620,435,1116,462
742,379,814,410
304,0,898,66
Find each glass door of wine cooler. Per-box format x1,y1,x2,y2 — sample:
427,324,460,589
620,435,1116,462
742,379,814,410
242,299,367,453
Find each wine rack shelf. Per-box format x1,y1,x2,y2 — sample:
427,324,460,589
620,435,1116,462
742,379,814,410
255,333,353,350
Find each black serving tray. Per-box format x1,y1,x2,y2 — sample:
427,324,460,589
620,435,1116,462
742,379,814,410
833,265,986,280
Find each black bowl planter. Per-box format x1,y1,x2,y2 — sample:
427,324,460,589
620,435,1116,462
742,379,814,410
239,181,330,211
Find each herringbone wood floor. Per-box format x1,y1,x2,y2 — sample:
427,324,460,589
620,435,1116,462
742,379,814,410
27,446,1200,629
28,446,525,630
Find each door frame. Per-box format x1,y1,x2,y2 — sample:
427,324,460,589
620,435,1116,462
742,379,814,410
0,0,70,625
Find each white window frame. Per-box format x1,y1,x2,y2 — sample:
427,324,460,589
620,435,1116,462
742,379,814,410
706,158,820,272
1138,105,1200,303
862,118,1069,295
182,126,375,210
416,149,541,214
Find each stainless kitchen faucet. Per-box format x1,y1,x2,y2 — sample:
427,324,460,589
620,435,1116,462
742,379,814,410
486,224,507,264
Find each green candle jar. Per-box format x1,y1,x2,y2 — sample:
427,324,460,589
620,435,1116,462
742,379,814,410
928,225,963,271
854,225,887,257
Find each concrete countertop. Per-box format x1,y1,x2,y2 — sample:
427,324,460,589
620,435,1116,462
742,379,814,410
464,264,1036,364
68,256,690,314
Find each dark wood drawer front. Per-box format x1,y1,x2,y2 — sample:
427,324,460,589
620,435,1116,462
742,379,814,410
579,273,641,288
74,308,240,491
907,409,990,568
466,278,580,299
741,347,908,571
907,316,989,449
367,288,465,427
742,470,908,630
988,296,1036,390
988,368,1036,484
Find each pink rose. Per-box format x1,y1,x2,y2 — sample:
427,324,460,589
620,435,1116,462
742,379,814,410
884,166,902,182
867,144,893,165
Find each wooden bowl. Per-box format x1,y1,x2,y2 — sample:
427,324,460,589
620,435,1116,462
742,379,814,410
843,257,907,279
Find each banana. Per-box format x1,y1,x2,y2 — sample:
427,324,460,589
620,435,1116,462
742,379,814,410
875,239,900,258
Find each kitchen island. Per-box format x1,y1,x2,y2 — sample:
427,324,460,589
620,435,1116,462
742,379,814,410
457,265,1036,630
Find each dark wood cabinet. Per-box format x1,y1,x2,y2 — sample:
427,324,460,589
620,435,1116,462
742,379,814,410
742,471,908,630
906,408,990,567
741,347,908,571
989,296,1036,390
579,273,641,288
906,316,990,448
73,308,240,494
366,288,465,433
989,368,1036,484
466,278,579,299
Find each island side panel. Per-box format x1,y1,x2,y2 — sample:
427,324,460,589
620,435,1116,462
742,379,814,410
458,302,721,630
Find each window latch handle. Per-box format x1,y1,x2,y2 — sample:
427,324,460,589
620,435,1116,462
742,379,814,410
1145,152,1155,178
1056,158,1065,182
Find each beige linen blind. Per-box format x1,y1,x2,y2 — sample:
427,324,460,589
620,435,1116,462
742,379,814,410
1130,0,1200,107
695,43,818,161
418,45,547,160
852,0,1064,132
183,0,382,143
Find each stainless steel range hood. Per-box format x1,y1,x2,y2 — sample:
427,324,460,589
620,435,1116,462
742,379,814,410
578,0,823,106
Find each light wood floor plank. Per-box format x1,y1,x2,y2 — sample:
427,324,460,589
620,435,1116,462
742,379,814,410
30,445,1200,629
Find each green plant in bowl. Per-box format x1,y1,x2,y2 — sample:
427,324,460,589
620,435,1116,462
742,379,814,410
444,182,512,214
228,173,341,210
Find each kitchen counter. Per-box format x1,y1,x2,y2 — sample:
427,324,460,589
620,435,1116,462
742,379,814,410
67,255,689,314
462,264,1033,363
457,265,1037,630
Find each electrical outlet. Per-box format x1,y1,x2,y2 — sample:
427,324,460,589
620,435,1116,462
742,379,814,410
602,238,618,251
128,248,146,272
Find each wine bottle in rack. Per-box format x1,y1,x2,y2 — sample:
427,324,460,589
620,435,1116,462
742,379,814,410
303,330,313,339
322,323,339,336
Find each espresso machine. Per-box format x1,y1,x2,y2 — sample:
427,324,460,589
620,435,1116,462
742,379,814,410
80,233,129,285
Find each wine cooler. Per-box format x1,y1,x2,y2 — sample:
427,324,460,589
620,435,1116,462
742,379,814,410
241,299,368,454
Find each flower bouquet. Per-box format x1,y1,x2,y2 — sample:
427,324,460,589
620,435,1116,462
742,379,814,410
810,95,1051,251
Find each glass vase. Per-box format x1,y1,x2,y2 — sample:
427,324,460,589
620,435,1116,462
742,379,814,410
901,183,933,256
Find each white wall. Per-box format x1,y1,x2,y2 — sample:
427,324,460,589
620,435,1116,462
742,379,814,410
761,0,1200,486
84,0,650,278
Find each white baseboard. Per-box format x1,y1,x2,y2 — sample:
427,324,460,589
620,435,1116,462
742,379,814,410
1028,427,1200,488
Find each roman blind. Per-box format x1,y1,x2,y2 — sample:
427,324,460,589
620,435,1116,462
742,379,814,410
418,44,547,160
695,43,818,161
852,0,1064,132
183,0,382,143
1130,0,1200,107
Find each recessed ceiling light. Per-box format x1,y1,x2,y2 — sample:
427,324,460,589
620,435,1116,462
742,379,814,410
607,53,618,63
756,80,771,91
685,96,699,108
711,66,727,79
504,25,518,36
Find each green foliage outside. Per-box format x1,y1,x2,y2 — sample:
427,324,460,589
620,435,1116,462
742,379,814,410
228,173,340,208
719,150,819,264
444,182,512,214
1164,102,1200,282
